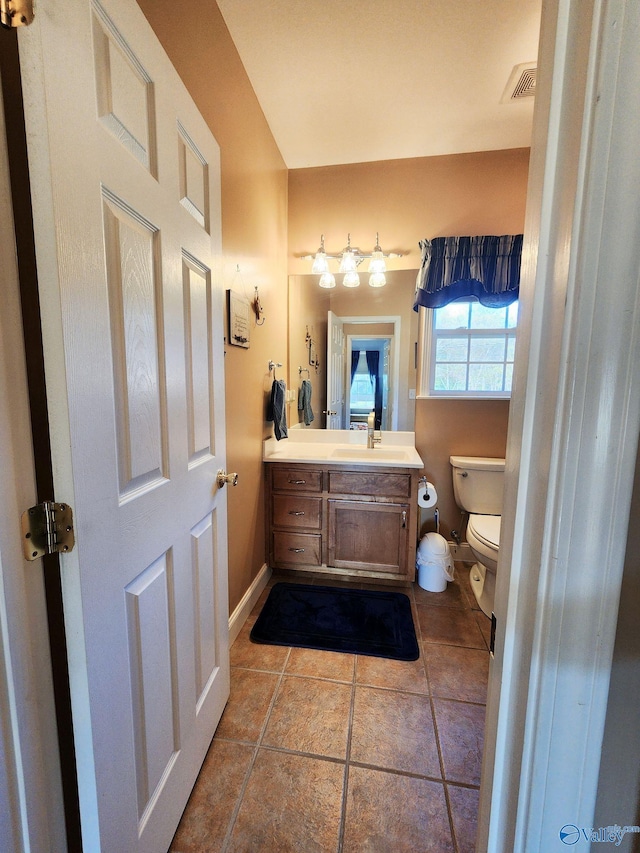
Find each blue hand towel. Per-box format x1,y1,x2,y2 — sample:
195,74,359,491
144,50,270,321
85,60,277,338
267,379,288,440
298,379,314,426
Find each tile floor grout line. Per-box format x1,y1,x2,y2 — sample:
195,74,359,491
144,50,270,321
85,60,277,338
346,759,455,785
444,777,461,853
218,743,260,853
429,685,460,851
219,647,292,853
336,654,357,853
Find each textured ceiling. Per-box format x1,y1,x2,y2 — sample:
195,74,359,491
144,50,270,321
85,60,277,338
216,0,542,169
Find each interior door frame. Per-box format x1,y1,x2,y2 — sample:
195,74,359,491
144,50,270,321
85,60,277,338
340,315,401,431
479,0,640,849
0,51,66,853
346,334,393,430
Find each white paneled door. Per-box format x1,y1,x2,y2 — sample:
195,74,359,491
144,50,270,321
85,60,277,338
18,1,229,850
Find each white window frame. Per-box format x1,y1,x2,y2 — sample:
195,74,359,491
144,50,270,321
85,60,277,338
416,300,517,399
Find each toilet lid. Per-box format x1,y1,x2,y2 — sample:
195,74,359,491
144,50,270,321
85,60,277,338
468,514,501,551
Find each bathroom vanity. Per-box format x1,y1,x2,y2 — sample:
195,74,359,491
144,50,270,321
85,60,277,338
263,431,424,584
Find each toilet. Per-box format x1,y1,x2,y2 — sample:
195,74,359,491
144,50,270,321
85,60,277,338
450,456,505,618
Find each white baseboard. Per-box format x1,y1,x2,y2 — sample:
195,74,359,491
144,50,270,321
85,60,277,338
228,563,272,646
448,541,475,564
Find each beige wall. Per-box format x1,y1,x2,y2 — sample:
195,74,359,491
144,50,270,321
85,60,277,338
289,151,529,535
139,0,289,612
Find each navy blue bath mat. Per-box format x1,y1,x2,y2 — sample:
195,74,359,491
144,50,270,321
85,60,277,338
250,582,419,661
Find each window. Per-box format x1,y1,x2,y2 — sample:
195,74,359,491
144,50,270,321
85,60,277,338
418,298,518,398
350,373,375,409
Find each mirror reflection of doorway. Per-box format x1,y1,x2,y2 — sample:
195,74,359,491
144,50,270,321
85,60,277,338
326,312,402,431
348,337,391,430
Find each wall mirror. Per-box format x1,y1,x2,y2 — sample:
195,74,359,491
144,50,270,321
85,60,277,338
288,270,419,431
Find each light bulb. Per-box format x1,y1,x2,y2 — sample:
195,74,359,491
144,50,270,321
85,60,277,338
368,250,386,274
369,272,386,288
312,252,329,274
318,272,336,288
339,250,357,273
343,270,360,288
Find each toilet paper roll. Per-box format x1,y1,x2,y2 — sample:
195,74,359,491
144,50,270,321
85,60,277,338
418,482,438,509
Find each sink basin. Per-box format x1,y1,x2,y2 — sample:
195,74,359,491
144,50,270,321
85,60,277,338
330,447,409,461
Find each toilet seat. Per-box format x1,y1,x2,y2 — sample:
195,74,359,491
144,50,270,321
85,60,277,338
467,513,501,567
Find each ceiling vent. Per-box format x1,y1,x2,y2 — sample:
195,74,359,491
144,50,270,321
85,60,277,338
501,62,537,103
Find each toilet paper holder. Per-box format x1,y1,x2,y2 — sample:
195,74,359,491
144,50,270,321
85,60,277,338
417,478,438,509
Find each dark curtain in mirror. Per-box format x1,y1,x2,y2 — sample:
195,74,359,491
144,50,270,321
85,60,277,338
365,351,383,428
351,350,360,386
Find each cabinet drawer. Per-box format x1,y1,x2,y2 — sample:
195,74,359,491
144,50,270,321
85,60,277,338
273,532,322,566
272,495,322,529
271,467,322,493
328,470,411,498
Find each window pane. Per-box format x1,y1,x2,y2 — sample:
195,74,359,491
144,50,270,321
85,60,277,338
468,363,504,391
434,302,470,329
507,301,519,328
470,302,506,330
351,376,374,407
436,336,469,362
434,363,467,390
505,363,514,391
506,336,515,361
469,337,506,362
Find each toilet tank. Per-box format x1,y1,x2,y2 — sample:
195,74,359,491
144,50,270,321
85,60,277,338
450,456,505,515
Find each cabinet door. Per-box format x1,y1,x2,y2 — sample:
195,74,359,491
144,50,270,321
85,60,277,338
328,500,409,576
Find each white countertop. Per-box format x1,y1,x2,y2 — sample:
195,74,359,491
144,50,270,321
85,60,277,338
263,429,424,469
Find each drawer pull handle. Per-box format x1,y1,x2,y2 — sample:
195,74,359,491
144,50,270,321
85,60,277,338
289,510,305,516
288,479,306,484
289,547,305,553
401,510,407,528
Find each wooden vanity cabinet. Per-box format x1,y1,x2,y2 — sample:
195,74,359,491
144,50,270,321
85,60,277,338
265,461,419,584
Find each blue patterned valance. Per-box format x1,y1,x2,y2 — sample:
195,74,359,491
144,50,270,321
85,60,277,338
413,234,523,310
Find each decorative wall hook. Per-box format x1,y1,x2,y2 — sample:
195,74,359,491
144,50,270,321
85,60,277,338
252,286,265,325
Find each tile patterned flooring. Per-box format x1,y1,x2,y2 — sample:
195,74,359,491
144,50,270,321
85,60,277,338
169,567,490,853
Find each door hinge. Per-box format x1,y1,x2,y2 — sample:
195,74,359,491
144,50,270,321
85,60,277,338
0,0,34,29
21,502,75,561
490,611,497,656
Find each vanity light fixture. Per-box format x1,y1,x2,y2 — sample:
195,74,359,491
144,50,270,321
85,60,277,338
301,233,403,288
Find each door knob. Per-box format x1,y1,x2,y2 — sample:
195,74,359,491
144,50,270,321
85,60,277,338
216,470,238,488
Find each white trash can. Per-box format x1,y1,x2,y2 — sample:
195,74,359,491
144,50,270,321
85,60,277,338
416,533,454,592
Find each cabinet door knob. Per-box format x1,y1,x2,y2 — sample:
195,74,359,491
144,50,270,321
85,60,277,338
401,510,407,528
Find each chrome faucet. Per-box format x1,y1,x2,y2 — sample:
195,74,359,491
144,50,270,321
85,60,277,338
366,411,381,448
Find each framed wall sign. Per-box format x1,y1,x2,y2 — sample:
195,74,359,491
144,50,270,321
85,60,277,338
227,290,250,348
